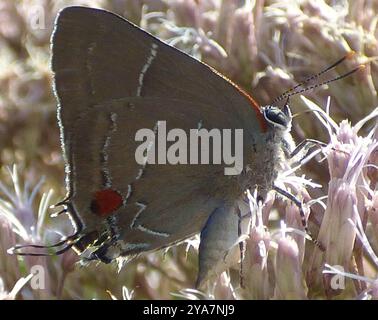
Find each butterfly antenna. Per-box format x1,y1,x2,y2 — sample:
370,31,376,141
283,64,364,100
272,51,356,104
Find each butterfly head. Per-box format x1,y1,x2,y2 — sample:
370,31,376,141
262,104,292,132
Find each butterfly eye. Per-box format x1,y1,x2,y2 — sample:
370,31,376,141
263,106,291,129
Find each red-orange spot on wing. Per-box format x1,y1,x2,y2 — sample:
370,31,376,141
91,189,123,218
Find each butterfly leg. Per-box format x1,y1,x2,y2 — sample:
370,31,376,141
290,138,327,160
273,185,325,251
237,207,246,289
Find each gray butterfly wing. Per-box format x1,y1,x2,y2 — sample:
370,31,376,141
51,7,266,257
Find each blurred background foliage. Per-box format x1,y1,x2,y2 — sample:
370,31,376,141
0,0,377,299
